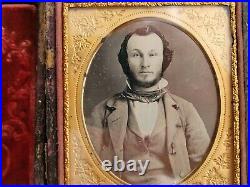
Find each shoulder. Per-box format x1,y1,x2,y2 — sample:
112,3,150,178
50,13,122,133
87,93,125,127
167,93,199,118
168,93,193,108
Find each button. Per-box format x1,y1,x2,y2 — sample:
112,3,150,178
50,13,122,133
172,104,179,110
169,142,176,155
176,123,182,128
144,149,148,153
107,106,116,112
138,139,143,143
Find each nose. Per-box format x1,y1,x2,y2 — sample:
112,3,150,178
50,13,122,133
141,56,150,68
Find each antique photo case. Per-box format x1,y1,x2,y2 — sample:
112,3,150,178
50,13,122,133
61,2,244,184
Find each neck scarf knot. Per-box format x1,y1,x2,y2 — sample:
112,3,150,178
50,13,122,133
121,86,167,103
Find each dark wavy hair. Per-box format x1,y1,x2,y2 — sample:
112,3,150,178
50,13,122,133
118,25,173,76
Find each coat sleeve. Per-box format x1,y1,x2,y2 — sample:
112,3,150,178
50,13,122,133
86,102,107,155
182,102,210,169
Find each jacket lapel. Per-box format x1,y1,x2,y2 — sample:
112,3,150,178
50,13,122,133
163,93,182,177
163,93,180,149
106,97,128,161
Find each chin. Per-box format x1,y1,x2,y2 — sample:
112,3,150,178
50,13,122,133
128,71,162,89
131,77,161,88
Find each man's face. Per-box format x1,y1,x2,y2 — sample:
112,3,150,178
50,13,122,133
127,33,164,88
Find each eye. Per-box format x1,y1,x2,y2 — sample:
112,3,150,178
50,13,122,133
132,52,141,57
149,52,158,57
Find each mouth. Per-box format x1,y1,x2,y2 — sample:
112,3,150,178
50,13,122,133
139,71,153,74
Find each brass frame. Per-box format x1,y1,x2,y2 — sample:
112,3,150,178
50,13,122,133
62,2,240,184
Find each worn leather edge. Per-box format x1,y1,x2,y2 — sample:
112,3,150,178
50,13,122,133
236,2,247,185
34,3,46,184
44,2,58,184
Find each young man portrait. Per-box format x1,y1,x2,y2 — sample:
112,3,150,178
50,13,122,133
86,25,211,184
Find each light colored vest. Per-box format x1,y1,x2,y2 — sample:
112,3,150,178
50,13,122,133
122,99,176,184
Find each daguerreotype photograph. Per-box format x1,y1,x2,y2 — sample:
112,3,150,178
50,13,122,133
63,2,243,184
84,19,218,184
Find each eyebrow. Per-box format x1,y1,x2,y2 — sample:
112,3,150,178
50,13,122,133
149,49,157,53
129,49,157,52
128,49,142,55
129,49,140,52
128,49,160,54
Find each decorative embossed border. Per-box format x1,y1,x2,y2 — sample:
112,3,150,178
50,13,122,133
62,2,241,184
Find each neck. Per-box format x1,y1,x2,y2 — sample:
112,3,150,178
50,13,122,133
131,82,160,92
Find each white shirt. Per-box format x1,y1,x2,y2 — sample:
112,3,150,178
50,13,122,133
127,79,168,137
